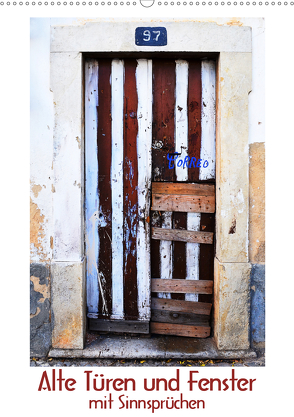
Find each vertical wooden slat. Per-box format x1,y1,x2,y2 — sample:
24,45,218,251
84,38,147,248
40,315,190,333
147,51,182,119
85,60,99,315
199,60,216,304
173,60,188,301
151,60,176,301
186,212,201,302
123,59,139,319
97,59,112,317
200,60,216,180
187,61,202,301
136,59,152,320
111,59,124,319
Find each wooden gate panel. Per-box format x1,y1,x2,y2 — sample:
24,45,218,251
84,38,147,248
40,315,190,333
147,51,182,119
150,59,216,338
150,182,215,337
85,57,215,337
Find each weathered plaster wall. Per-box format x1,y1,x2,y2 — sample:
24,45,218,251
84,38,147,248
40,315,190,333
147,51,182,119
249,142,265,348
249,142,265,264
30,263,51,357
30,17,265,356
30,17,82,264
30,19,54,263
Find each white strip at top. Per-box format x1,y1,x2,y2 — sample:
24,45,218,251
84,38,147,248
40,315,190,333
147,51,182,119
175,60,189,182
200,60,216,180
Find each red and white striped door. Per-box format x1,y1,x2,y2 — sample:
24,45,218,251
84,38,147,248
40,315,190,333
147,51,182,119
85,57,215,337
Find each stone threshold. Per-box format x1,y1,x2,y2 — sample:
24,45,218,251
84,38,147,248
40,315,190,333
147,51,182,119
49,335,257,360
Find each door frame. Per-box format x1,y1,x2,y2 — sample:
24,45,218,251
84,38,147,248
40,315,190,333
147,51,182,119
84,56,216,338
50,19,252,351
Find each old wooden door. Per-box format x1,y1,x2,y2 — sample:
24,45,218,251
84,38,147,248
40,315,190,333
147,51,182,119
85,57,215,337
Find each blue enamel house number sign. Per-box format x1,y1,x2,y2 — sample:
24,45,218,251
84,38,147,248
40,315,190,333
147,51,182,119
135,27,167,46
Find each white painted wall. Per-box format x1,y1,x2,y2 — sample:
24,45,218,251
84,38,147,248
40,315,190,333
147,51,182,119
30,18,54,262
30,17,265,263
30,18,81,262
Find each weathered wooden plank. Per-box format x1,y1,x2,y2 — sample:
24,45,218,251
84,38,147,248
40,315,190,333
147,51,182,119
151,278,213,294
152,193,215,213
136,59,152,320
200,60,216,180
89,319,149,334
111,59,124,320
85,59,99,315
151,309,210,326
97,59,112,318
151,297,212,315
152,227,213,244
150,322,210,338
188,60,202,181
174,60,188,301
123,59,139,319
152,182,215,196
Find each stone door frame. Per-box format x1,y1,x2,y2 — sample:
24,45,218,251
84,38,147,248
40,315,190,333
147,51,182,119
50,19,252,351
